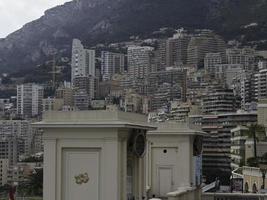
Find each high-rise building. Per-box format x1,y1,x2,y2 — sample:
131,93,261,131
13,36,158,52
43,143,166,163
122,89,143,113
258,60,267,70
214,64,243,87
232,72,255,110
154,39,167,71
187,30,226,68
230,126,249,169
0,134,19,168
166,33,191,66
226,47,256,70
73,90,89,110
17,84,44,118
190,111,257,184
204,53,223,75
31,129,43,154
56,86,74,107
71,39,95,82
151,83,182,111
0,159,8,186
101,51,125,81
0,120,34,157
202,87,236,114
147,67,187,102
73,76,95,101
127,46,154,80
232,69,267,110
254,69,267,100
42,98,64,112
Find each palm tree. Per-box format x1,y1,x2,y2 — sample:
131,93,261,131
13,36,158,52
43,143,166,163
27,168,43,196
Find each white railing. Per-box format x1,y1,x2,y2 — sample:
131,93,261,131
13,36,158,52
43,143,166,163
167,187,201,200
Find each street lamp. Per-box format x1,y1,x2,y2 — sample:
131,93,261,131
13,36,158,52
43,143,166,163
259,163,267,189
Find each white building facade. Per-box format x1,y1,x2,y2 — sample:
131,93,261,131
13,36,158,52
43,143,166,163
71,39,95,82
17,83,44,118
127,46,154,80
101,51,125,81
34,111,155,200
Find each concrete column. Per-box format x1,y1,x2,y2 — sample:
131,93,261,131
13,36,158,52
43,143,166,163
103,138,119,200
43,138,57,200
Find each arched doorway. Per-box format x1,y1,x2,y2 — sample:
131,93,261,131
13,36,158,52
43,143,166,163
252,183,258,193
244,182,249,193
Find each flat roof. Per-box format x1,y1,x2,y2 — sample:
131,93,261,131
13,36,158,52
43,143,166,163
148,122,207,136
33,110,156,130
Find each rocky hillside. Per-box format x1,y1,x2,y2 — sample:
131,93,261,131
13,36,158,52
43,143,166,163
0,0,267,72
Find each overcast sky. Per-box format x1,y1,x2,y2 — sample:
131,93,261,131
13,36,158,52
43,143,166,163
0,0,70,38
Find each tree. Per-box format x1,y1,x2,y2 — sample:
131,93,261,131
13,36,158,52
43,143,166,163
247,157,259,167
27,168,43,196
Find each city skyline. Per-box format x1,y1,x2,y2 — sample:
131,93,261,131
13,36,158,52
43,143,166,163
0,0,267,197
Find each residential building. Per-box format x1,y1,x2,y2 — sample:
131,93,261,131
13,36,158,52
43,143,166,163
168,101,191,121
187,30,226,68
151,83,182,111
255,69,267,100
17,83,44,118
42,98,64,112
0,120,34,157
258,60,267,70
154,39,167,71
190,111,257,184
122,89,143,113
204,53,223,75
127,46,154,80
202,87,236,114
0,134,19,168
99,80,123,99
226,47,256,71
73,75,95,100
0,159,8,186
101,51,125,81
56,86,74,107
214,64,243,87
230,126,249,169
166,32,191,66
257,99,267,130
147,67,187,102
71,39,95,83
73,90,89,110
232,72,255,110
31,129,43,154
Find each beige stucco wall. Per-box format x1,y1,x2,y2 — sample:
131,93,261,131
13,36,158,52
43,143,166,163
243,167,267,192
146,122,203,198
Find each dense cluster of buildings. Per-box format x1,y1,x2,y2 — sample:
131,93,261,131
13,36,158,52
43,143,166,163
0,27,267,196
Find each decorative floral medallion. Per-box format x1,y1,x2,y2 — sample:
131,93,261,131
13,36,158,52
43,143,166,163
74,172,89,185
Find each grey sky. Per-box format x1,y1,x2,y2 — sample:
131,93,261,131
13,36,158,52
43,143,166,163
0,0,70,38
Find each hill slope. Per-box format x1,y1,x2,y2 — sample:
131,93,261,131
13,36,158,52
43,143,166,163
0,0,267,72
